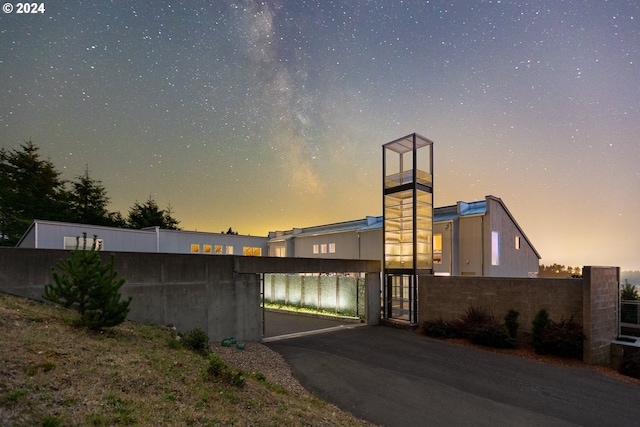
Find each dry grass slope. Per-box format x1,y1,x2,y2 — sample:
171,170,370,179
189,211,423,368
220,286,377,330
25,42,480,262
0,293,376,427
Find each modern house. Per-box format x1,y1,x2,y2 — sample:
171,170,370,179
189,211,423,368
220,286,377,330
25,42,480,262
267,195,540,278
17,195,538,278
17,220,268,256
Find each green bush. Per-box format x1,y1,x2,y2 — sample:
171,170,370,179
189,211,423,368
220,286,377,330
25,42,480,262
207,354,227,377
619,351,640,379
180,327,209,356
621,280,639,301
43,234,131,329
421,318,457,338
530,309,550,354
504,309,519,339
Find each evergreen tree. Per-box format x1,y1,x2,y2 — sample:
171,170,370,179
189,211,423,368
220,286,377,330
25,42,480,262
127,196,180,229
68,166,113,226
0,141,68,245
43,233,131,329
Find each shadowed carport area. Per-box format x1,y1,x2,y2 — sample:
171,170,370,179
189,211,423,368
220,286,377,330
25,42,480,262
262,310,364,341
266,325,640,427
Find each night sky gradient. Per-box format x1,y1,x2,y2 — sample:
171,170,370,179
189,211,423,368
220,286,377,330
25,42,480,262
1,0,639,270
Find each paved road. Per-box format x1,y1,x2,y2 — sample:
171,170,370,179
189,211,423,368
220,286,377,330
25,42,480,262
266,325,640,427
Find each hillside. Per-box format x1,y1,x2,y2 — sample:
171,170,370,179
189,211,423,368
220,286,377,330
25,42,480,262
0,292,375,427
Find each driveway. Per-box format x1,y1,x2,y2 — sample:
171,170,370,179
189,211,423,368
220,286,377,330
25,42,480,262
266,325,640,427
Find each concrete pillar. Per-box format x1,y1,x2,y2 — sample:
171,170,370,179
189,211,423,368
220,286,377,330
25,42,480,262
365,272,381,326
582,266,620,365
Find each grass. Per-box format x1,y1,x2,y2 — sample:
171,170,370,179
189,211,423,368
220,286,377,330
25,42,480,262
0,292,375,427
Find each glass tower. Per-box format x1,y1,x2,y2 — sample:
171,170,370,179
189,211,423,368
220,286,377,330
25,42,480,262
382,133,434,323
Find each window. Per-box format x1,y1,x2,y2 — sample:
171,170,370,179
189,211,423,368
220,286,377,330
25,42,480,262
313,244,319,254
226,246,234,255
215,245,223,254
515,236,521,250
433,233,442,264
491,232,500,266
321,244,327,254
275,247,286,257
64,236,103,250
328,243,336,253
191,244,200,253
243,247,262,256
203,245,212,254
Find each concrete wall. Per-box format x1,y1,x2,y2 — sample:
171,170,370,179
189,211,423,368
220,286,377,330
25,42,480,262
418,266,620,366
582,266,620,365
418,275,582,337
0,247,381,342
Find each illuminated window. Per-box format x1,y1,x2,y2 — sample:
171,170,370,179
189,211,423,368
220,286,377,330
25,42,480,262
215,245,223,254
321,244,327,254
275,247,286,257
203,245,212,254
328,243,336,253
433,233,442,264
515,236,521,250
243,247,262,256
491,232,500,266
191,244,200,253
226,246,233,255
313,244,319,254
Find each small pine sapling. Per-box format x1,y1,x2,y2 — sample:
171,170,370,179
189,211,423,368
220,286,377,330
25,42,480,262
43,233,131,329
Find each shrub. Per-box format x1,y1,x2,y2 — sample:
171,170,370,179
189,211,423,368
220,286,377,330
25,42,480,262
621,280,639,301
530,309,550,354
180,327,209,356
504,309,519,340
421,318,457,338
451,306,515,349
207,354,227,377
619,351,640,379
43,234,131,329
454,306,494,339
207,354,245,387
468,322,515,349
544,317,584,359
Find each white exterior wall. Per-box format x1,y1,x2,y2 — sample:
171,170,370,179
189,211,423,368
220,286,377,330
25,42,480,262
20,221,158,252
486,197,540,277
433,221,454,275
293,231,360,259
458,216,484,276
157,229,268,256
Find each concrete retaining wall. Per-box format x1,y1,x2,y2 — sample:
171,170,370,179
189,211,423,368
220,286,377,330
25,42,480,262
0,248,381,343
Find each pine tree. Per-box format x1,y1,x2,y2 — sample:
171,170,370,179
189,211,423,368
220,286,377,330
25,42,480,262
43,234,131,329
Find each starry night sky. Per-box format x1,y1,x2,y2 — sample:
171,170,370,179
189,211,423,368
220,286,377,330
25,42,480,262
1,0,639,270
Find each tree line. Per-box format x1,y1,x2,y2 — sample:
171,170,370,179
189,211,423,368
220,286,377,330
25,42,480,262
539,264,582,278
0,141,180,246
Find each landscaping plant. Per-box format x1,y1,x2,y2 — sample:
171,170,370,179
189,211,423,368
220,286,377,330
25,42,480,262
530,309,550,354
43,233,131,329
421,318,457,338
504,309,520,340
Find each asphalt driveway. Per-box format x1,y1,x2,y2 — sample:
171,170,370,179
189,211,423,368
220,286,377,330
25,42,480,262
266,325,640,427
